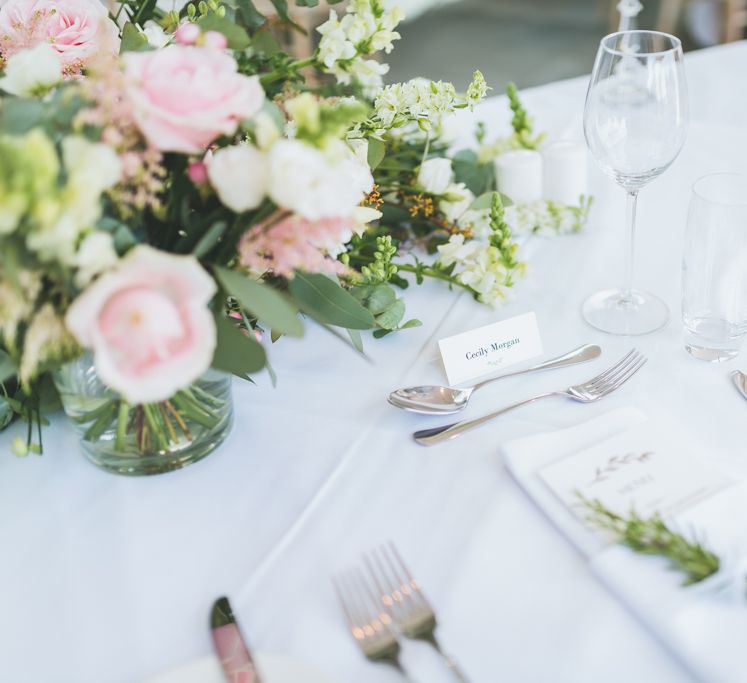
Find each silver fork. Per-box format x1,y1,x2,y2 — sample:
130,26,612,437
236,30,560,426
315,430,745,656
414,349,646,446
333,567,414,681
363,543,471,683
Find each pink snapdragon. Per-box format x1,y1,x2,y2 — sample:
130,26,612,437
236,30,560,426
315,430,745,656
238,213,356,278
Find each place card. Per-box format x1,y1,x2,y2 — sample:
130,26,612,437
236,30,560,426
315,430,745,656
538,422,734,529
437,312,543,386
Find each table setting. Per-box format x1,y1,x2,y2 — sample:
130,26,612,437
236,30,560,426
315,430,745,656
0,0,746,679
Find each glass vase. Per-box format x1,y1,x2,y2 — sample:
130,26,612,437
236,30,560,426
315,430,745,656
53,354,233,475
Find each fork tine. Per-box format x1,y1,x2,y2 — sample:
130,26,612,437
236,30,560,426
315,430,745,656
598,356,647,396
585,349,637,388
387,542,431,610
590,350,642,390
333,575,355,630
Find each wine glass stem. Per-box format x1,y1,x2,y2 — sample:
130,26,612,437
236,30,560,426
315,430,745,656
622,189,639,304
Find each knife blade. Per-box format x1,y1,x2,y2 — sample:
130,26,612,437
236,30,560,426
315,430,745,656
731,370,747,402
210,596,263,683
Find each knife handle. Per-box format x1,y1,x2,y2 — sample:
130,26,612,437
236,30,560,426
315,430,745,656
212,623,260,683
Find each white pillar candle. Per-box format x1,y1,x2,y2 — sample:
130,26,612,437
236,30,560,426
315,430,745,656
494,149,543,204
541,140,587,205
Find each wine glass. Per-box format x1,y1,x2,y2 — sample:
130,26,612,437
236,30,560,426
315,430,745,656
583,30,688,335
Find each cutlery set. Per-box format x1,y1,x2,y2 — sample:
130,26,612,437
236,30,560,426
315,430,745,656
334,542,469,682
390,342,648,446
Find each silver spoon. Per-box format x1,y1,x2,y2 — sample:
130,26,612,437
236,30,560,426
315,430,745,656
388,343,601,415
731,370,747,401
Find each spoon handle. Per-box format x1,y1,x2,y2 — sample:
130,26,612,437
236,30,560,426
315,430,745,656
471,344,601,393
413,392,558,446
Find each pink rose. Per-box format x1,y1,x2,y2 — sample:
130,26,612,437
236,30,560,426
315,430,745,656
123,45,265,154
65,245,218,404
0,0,119,72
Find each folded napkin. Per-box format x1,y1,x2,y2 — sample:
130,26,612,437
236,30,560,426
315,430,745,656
500,408,747,683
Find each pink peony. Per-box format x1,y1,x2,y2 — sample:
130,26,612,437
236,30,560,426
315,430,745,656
123,45,264,154
238,212,355,278
0,0,119,73
65,245,217,404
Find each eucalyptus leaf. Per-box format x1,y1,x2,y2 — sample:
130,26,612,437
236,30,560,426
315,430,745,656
0,98,44,134
211,313,267,379
367,138,386,170
120,22,151,52
470,191,512,211
192,221,227,259
235,0,267,28
197,15,251,50
375,298,405,330
215,267,303,337
346,328,364,353
289,272,375,330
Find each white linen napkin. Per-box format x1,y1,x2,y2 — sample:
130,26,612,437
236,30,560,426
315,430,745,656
500,408,747,683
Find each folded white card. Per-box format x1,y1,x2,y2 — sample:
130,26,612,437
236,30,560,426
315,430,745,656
539,422,734,529
437,311,543,386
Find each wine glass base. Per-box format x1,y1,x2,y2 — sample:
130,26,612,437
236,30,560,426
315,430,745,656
582,289,669,336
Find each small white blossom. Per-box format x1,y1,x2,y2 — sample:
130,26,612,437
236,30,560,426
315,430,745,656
439,182,475,223
466,70,489,108
416,157,453,194
0,44,62,97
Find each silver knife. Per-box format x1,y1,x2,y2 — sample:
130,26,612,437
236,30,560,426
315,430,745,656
210,596,263,683
730,370,747,401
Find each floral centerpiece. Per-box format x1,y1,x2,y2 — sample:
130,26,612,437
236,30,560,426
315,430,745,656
0,0,590,473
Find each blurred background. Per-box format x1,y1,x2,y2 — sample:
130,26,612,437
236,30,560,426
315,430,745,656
276,0,746,92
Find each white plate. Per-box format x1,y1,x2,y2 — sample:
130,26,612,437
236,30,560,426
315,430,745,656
143,653,339,683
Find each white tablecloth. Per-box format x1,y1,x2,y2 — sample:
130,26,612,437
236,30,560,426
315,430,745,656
2,41,747,683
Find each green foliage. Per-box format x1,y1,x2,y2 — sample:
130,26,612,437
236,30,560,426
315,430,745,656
214,266,303,337
452,148,495,196
211,311,267,379
506,82,545,150
197,14,250,49
578,494,721,586
288,272,375,330
367,138,386,170
120,22,152,52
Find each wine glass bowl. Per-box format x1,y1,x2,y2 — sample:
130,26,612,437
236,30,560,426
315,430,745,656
582,30,689,335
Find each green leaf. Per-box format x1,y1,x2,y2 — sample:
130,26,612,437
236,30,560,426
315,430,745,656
0,98,45,134
235,0,267,28
400,318,423,330
295,0,318,6
346,328,364,353
197,15,251,50
211,313,267,379
288,272,375,330
251,29,281,56
192,221,227,259
120,22,151,52
470,191,512,211
131,0,158,25
367,138,386,171
375,298,405,330
0,350,16,384
267,0,305,32
215,267,303,337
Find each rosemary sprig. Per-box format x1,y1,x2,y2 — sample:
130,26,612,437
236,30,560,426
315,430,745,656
578,494,721,586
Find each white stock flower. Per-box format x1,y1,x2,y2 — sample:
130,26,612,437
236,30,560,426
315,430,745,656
374,78,457,131
317,10,356,69
466,70,489,108
74,231,119,287
439,182,475,223
268,139,373,220
0,43,62,97
416,157,453,194
207,144,267,213
142,20,171,48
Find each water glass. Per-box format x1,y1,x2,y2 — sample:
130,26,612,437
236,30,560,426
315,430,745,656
682,173,747,361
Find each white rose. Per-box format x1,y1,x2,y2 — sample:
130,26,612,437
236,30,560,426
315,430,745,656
142,20,171,48
439,182,475,223
417,158,453,194
268,140,373,220
207,144,267,213
74,231,118,287
0,43,62,97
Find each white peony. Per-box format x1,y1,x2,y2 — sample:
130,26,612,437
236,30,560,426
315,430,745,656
267,139,373,220
207,144,268,213
0,43,62,97
74,231,119,287
439,182,475,223
416,158,453,194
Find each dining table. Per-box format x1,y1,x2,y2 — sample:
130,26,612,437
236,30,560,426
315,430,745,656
2,39,747,683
